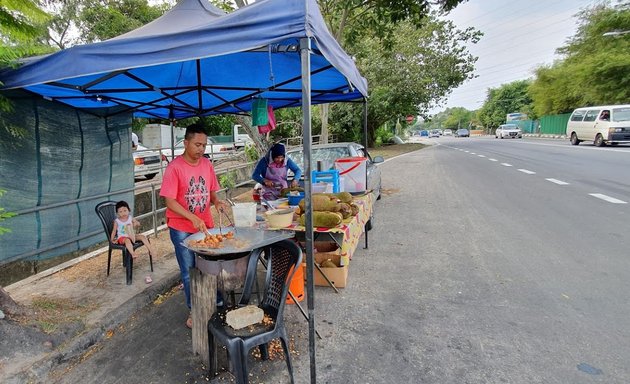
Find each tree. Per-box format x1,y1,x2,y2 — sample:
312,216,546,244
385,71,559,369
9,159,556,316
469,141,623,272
441,107,475,129
317,0,467,144
529,3,630,116
477,80,533,131
331,18,480,146
77,0,168,43
0,0,51,62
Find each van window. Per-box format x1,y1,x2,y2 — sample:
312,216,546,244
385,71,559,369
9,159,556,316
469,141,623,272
583,110,599,122
570,110,586,121
612,107,630,122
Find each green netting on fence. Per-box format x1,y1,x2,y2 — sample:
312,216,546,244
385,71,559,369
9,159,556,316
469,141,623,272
0,94,134,265
510,120,538,133
539,113,571,135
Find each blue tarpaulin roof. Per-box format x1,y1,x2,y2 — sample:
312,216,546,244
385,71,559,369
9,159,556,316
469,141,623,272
0,0,367,119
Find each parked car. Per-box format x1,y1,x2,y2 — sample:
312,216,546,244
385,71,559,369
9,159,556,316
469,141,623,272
429,129,441,138
420,130,429,137
566,104,630,147
133,144,168,180
455,128,470,137
495,124,522,139
161,137,233,160
285,142,384,200
443,129,453,136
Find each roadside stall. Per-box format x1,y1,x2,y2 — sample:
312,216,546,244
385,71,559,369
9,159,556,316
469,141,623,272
0,0,369,381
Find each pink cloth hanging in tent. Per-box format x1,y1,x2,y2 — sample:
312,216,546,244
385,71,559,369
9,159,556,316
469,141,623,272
257,105,276,134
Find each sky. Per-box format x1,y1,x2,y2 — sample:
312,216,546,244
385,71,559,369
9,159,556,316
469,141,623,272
432,0,598,114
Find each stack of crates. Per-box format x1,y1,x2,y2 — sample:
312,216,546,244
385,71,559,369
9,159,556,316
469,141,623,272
311,170,340,193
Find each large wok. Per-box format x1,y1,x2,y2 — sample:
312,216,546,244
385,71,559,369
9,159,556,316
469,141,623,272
182,227,295,260
183,227,296,291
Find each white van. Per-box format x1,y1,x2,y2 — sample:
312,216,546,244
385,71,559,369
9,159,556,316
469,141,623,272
566,105,630,147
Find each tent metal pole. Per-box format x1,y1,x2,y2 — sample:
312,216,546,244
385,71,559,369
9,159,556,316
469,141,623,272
363,98,368,149
170,119,175,162
300,36,317,384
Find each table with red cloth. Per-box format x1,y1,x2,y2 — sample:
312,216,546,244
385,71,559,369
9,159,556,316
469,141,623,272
262,193,373,266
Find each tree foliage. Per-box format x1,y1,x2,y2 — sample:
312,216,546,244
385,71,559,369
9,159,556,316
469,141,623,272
529,3,630,116
320,0,464,47
477,80,532,130
0,0,51,63
336,17,480,145
77,0,168,43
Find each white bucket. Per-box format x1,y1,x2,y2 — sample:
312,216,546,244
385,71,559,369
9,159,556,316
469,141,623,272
334,157,367,192
232,203,257,227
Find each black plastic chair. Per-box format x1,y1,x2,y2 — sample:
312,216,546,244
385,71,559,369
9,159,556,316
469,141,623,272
207,239,302,383
94,201,153,285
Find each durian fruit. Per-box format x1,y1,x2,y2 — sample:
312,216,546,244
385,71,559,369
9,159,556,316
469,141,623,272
320,259,337,268
335,192,353,204
349,203,359,216
299,211,342,227
337,203,352,219
298,194,338,212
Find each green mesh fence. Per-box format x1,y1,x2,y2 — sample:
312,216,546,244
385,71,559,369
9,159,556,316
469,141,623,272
539,113,571,135
0,93,134,265
510,120,538,133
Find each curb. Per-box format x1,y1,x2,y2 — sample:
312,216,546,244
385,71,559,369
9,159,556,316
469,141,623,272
5,270,180,384
523,133,567,140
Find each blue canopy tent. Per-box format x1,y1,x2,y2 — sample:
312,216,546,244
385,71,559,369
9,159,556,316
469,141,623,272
0,0,367,119
0,0,368,381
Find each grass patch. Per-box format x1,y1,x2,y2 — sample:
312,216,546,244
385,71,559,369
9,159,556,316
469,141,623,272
23,296,99,334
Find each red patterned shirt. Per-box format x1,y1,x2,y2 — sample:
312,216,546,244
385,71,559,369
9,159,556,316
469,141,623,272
160,156,219,233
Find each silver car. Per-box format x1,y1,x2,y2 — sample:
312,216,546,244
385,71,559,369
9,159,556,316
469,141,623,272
285,142,384,200
133,144,168,180
495,124,522,139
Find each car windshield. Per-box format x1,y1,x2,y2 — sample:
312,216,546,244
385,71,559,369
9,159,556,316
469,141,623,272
612,108,630,122
502,125,518,130
286,146,352,171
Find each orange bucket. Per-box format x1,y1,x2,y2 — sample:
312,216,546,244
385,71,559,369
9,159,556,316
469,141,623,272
286,263,305,304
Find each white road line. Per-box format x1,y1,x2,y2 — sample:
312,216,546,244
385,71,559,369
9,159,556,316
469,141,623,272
589,193,628,204
464,150,470,153
546,178,569,185
518,169,536,174
501,163,512,167
488,158,498,162
478,154,486,158
471,152,476,155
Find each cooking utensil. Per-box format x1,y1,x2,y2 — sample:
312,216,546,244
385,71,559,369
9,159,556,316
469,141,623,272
218,208,223,235
220,207,237,234
260,196,272,211
183,227,295,258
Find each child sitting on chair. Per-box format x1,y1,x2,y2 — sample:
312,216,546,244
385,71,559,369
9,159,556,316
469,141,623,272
110,200,154,259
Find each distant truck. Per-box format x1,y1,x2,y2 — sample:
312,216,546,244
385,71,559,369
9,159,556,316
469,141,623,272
506,112,528,122
233,124,253,149
141,124,186,150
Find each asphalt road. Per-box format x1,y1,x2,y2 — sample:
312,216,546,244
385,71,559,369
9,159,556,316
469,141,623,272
54,137,630,383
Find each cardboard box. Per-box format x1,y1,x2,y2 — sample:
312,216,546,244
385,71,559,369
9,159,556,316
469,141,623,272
313,251,348,288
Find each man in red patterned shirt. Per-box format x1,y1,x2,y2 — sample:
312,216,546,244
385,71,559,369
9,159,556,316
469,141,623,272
160,123,227,329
